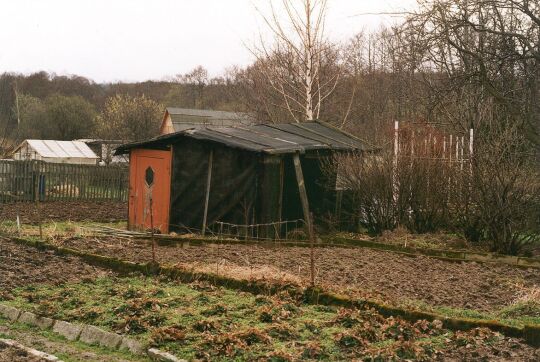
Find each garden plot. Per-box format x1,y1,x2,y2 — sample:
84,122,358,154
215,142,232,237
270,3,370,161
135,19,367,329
0,238,114,300
0,201,126,224
60,237,540,327
0,237,539,360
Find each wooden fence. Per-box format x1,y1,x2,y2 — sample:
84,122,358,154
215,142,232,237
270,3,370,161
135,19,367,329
0,160,128,202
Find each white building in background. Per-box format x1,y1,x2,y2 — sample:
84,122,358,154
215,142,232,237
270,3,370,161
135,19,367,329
11,139,99,165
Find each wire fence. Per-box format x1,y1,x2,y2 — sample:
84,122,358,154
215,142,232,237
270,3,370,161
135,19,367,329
207,219,307,241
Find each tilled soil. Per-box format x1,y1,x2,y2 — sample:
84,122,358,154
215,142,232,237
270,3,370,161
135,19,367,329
438,339,540,361
0,201,126,224
0,239,114,296
60,238,540,312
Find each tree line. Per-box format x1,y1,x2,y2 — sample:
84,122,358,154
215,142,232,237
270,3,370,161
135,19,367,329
0,0,537,253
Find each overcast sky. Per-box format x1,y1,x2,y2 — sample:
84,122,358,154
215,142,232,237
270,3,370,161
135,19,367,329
0,0,416,83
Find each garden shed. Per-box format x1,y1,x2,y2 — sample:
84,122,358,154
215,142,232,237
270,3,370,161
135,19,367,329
115,121,370,236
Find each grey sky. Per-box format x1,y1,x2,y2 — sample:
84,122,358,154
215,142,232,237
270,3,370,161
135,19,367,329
0,0,416,83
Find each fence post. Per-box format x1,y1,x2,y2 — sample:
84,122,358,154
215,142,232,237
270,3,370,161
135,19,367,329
33,161,43,240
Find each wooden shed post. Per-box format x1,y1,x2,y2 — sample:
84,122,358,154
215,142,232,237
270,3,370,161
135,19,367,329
293,152,315,286
202,149,214,236
277,158,284,238
293,152,312,233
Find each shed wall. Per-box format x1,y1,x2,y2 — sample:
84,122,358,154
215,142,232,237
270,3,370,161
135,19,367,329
169,138,259,232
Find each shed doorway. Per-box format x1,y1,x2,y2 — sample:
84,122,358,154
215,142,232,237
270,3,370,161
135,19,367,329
129,149,172,233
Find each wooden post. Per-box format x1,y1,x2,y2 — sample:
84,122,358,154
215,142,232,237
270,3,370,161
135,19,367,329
202,149,214,236
469,128,474,174
292,152,315,287
392,121,399,206
468,128,474,195
293,152,312,235
277,158,284,238
150,196,156,263
33,161,43,240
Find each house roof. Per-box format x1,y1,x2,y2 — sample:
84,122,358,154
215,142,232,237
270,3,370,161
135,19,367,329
15,140,99,159
75,139,124,145
165,107,254,132
166,107,253,121
116,121,372,155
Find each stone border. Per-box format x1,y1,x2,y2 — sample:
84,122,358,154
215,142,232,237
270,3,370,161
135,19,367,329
0,304,186,362
5,236,540,347
0,338,62,362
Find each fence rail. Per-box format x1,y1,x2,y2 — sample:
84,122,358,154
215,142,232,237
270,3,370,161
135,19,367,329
0,160,128,203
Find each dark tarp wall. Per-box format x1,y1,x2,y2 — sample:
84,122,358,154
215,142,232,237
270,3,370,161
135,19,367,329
169,138,259,232
281,152,338,230
257,155,282,237
168,139,341,234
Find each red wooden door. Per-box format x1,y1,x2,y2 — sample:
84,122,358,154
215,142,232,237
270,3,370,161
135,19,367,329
128,149,172,233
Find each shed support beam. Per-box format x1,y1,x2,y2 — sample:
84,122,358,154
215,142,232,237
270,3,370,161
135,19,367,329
277,159,284,238
293,152,315,286
202,149,213,236
293,152,312,233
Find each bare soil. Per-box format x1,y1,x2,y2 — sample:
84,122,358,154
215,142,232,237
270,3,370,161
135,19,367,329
0,201,126,224
0,238,114,297
60,238,540,312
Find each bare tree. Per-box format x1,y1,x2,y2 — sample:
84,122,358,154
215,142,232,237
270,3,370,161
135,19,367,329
403,0,539,142
253,0,339,122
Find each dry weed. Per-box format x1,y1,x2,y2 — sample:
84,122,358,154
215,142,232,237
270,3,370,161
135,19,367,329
175,261,304,286
513,285,540,305
151,325,186,343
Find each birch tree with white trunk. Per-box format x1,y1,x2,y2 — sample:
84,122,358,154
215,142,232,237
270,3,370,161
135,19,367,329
254,0,338,122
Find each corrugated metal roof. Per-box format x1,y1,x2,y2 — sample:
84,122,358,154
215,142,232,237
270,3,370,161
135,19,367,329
24,140,98,159
116,121,372,155
167,107,254,121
